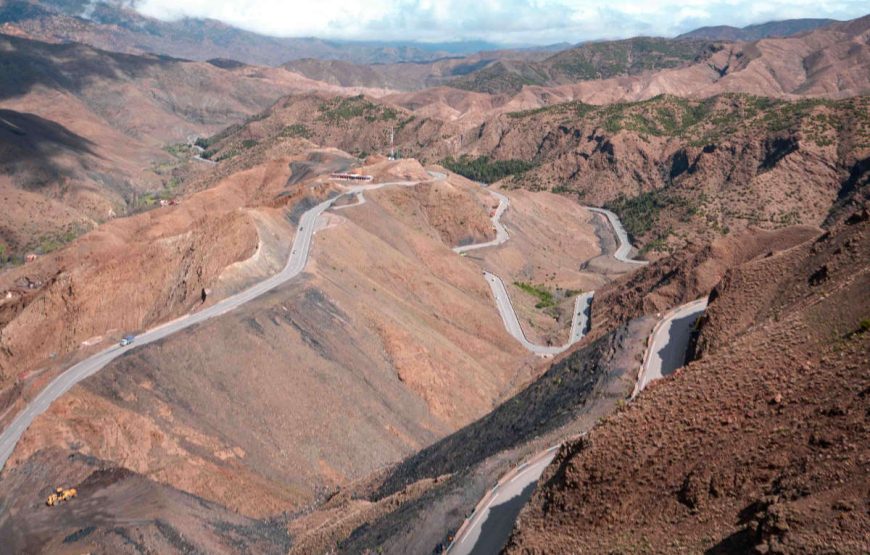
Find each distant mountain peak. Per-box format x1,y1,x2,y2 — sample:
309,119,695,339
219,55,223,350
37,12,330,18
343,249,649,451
677,18,839,41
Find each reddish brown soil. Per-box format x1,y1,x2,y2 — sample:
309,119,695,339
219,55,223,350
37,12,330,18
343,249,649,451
505,208,870,554
2,157,544,520
589,225,822,335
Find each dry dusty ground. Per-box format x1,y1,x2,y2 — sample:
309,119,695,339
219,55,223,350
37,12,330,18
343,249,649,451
1,157,552,529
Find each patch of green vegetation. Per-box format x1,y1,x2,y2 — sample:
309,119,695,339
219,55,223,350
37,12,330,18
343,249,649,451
514,281,556,309
508,101,595,120
858,318,870,334
638,228,674,254
244,112,268,124
241,139,258,149
441,155,538,184
600,95,715,137
605,190,694,241
216,149,240,162
451,63,548,95
318,95,398,123
163,143,190,157
281,124,311,139
451,38,717,94
35,227,82,255
551,38,716,81
395,116,416,132
502,94,869,152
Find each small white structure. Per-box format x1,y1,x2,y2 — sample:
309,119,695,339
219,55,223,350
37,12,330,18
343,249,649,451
330,173,373,182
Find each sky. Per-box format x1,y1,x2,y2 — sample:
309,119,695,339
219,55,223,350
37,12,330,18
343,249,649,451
133,0,870,45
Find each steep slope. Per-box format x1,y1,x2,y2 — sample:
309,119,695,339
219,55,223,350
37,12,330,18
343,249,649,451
0,448,291,553
1,156,545,520
505,204,870,553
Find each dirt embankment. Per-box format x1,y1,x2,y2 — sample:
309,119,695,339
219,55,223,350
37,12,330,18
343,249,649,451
291,316,653,555
505,205,869,553
369,174,496,248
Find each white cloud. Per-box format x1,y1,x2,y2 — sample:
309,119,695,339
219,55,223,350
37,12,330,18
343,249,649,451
133,0,869,44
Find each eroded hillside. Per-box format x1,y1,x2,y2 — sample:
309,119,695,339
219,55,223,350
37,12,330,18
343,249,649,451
505,202,870,553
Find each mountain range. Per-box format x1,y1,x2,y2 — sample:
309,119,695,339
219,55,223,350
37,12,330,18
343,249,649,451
0,6,867,555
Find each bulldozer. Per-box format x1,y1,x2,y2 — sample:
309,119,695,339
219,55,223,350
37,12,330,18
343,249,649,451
46,486,77,507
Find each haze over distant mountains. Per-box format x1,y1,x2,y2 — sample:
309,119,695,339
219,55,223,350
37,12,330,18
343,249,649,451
0,0,844,67
0,0,515,65
677,18,838,41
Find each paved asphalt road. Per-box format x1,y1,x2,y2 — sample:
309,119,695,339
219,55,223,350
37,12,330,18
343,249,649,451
584,206,649,265
634,297,709,397
484,272,583,357
449,446,559,555
455,185,596,355
450,297,709,554
453,190,510,254
456,186,649,359
569,291,595,344
0,174,443,472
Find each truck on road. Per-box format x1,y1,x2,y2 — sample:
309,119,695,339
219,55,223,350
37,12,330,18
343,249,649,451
120,335,135,347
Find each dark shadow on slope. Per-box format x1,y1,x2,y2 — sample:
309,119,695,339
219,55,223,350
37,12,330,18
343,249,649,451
371,325,630,501
338,321,646,554
469,481,537,555
655,312,699,377
0,109,98,188
0,32,166,101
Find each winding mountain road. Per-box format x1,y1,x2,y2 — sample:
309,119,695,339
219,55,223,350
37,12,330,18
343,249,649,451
633,297,708,397
449,446,560,555
458,185,646,357
453,190,510,254
0,174,443,472
447,297,708,554
584,206,649,265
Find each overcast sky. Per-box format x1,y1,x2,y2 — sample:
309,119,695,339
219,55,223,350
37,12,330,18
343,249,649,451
134,0,869,44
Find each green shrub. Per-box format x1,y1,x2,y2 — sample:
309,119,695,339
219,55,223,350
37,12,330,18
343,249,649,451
514,281,556,309
605,190,693,241
441,155,537,184
318,95,397,123
281,124,311,139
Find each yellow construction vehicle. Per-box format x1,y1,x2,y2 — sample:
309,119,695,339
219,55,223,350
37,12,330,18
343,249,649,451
46,486,77,506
